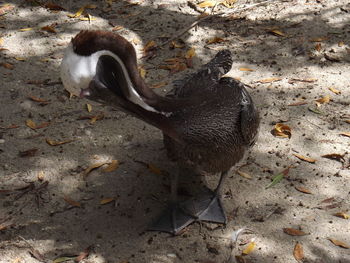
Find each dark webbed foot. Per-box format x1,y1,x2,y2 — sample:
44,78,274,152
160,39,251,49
148,204,195,235
180,191,226,224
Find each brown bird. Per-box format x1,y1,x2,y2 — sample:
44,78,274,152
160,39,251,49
61,30,259,235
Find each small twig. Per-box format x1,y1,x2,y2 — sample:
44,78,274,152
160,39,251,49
161,0,278,47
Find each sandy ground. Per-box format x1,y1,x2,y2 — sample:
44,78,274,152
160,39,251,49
0,0,350,262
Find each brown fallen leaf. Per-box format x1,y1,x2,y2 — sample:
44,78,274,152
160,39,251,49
239,67,254,72
185,47,196,59
43,2,66,11
345,120,350,124
315,95,331,107
242,242,255,255
26,119,50,130
257,77,282,84
143,40,157,53
1,62,14,69
237,170,252,179
340,132,350,138
138,65,146,79
197,0,216,8
221,0,237,8
19,148,39,158
272,123,291,138
37,171,45,181
295,186,312,194
86,103,92,112
148,163,162,175
112,26,124,31
338,41,344,47
283,228,307,236
0,124,19,129
328,238,350,249
315,43,322,52
100,198,115,205
151,82,167,89
82,162,108,177
46,138,74,146
206,37,226,45
63,196,81,207
293,153,316,163
321,153,345,163
268,29,286,37
170,41,185,49
310,37,328,42
334,212,350,219
29,95,49,104
320,197,335,204
288,78,317,83
329,87,341,95
293,242,304,261
41,24,56,33
102,160,119,172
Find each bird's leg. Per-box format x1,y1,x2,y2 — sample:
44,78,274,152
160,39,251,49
148,171,195,235
180,170,229,224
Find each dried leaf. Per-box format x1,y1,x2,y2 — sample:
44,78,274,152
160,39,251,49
197,1,216,8
257,77,282,83
86,103,92,112
170,41,185,49
288,78,317,83
268,29,286,37
19,28,34,32
239,67,254,72
185,47,196,59
295,186,312,194
1,62,14,69
315,95,331,106
41,25,56,33
0,3,15,15
315,43,322,52
310,37,328,42
237,170,252,179
293,153,316,163
100,198,115,205
26,119,49,129
148,163,162,175
329,87,341,95
112,26,123,31
102,160,119,172
68,6,85,18
206,37,226,45
29,95,49,104
19,148,38,157
15,57,26,61
63,196,81,207
151,82,167,89
138,66,146,78
46,138,73,146
242,242,255,255
288,100,308,106
283,228,307,236
44,3,66,11
345,120,350,124
320,197,335,204
308,106,323,114
334,212,350,219
221,0,237,8
293,242,304,261
338,41,344,47
272,123,291,138
0,38,3,46
328,238,350,249
266,167,290,189
321,153,345,163
143,40,157,52
340,132,350,138
82,162,108,176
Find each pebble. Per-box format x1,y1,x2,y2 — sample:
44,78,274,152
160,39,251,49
0,139,5,144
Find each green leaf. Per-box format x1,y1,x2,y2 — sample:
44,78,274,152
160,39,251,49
265,167,290,189
53,256,77,263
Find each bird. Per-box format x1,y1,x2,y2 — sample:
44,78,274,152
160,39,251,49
60,30,260,235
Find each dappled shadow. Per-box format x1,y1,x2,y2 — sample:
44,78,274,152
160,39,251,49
0,0,349,262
